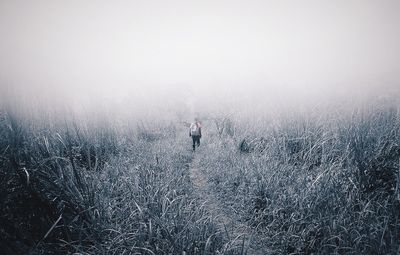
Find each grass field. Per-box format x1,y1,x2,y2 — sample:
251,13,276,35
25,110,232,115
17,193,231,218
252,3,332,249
1,100,399,254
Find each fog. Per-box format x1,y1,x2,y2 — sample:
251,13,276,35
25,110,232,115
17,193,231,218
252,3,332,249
1,0,400,118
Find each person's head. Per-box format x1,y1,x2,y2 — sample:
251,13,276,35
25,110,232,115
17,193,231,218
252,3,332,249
194,117,199,123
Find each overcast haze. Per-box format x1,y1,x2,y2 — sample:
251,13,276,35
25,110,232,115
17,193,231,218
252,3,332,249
1,0,400,114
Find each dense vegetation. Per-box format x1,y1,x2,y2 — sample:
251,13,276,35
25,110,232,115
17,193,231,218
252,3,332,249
0,110,230,254
200,103,400,254
1,101,399,254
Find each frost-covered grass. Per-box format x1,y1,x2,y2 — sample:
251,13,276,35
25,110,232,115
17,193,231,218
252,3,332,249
1,101,399,254
0,110,235,254
198,104,400,254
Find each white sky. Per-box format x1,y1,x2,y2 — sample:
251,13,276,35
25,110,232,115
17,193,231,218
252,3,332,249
0,0,399,113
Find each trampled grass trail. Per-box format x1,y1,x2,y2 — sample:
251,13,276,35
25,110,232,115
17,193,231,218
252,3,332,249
189,149,270,255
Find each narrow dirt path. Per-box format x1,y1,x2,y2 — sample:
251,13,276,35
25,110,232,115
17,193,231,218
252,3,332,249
189,155,269,255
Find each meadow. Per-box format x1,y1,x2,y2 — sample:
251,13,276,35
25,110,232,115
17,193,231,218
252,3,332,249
1,99,399,254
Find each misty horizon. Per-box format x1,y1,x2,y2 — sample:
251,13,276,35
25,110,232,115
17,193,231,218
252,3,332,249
1,0,400,115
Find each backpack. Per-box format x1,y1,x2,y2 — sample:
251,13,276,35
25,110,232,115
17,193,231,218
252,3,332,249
190,123,200,136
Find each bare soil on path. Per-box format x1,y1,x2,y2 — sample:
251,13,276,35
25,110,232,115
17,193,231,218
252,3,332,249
189,154,270,255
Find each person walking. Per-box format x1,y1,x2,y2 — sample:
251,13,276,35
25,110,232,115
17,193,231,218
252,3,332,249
189,118,202,151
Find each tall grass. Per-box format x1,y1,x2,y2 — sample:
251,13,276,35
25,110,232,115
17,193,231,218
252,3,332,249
1,100,399,254
0,108,234,254
198,103,400,254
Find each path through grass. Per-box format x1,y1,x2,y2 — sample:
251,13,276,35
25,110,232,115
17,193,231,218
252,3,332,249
189,149,270,255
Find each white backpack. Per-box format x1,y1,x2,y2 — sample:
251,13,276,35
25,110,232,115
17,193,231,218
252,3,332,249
190,123,200,136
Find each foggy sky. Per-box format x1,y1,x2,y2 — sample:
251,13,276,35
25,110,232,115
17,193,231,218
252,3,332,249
1,0,399,115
